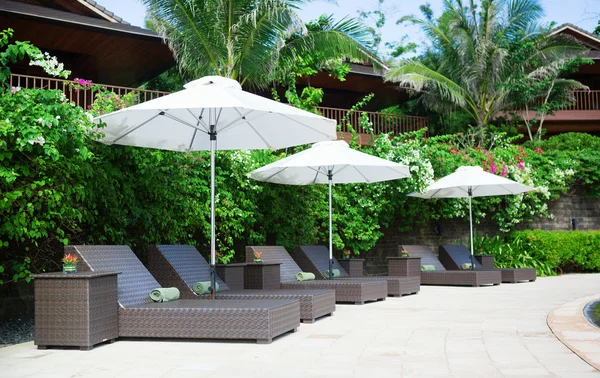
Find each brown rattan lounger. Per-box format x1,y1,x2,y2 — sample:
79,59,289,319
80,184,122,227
294,245,420,297
439,244,536,283
66,245,300,344
147,245,335,323
400,245,502,287
246,246,388,304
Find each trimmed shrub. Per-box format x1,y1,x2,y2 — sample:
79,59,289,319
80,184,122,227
475,230,600,276
511,230,600,274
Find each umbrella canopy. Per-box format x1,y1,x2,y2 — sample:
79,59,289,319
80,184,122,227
95,76,335,151
409,166,535,267
409,166,534,199
93,75,337,294
248,140,410,277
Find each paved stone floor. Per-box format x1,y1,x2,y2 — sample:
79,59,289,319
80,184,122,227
548,294,600,370
1,274,599,378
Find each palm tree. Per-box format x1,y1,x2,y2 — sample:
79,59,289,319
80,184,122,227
385,0,586,132
143,0,383,88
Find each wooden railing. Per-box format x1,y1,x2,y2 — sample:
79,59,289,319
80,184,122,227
317,106,428,135
8,73,429,135
9,74,170,110
562,90,600,111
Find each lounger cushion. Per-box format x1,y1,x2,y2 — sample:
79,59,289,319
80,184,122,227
193,281,220,294
421,265,436,271
296,272,315,281
150,287,180,302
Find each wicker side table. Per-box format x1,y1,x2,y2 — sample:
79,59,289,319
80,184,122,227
216,263,246,290
244,263,281,290
387,257,422,277
338,259,364,277
475,255,495,269
33,271,119,351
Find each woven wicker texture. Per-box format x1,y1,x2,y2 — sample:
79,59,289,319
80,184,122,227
296,245,420,296
387,258,422,277
149,245,335,322
440,245,536,283
247,246,388,303
34,273,119,349
66,245,159,307
401,245,447,271
150,245,229,291
68,245,301,342
402,245,502,287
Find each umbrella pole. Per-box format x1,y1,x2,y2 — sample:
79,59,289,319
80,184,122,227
328,170,333,280
209,116,217,299
468,188,474,271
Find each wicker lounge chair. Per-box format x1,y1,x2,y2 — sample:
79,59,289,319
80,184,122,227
294,245,420,297
246,246,388,304
439,244,536,283
400,245,502,287
67,245,300,344
147,245,335,323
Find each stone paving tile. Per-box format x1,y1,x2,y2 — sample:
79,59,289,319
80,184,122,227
0,274,599,377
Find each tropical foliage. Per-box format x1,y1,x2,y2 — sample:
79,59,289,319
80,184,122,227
474,230,600,276
143,0,382,88
385,0,587,141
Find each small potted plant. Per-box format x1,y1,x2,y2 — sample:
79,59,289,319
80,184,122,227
253,251,263,263
399,248,409,257
342,249,351,259
62,253,79,274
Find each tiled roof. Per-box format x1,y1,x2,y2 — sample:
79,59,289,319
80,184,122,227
80,0,131,25
550,23,600,47
1,1,160,38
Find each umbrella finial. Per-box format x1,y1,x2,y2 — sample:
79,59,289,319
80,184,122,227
184,76,242,90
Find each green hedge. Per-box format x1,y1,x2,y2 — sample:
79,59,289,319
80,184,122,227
475,230,600,276
511,230,600,274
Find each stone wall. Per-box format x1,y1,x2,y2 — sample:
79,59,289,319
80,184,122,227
363,191,600,275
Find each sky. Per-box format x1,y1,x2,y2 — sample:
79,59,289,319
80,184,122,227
97,0,600,55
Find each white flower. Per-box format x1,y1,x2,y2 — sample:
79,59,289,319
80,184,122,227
28,136,46,146
5,119,9,123
56,115,61,120
28,52,71,78
37,118,43,124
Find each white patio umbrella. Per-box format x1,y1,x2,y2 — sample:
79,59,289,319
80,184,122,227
248,140,411,278
93,76,336,294
408,166,535,269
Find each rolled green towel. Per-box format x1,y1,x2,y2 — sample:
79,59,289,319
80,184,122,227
296,272,316,281
323,269,340,278
421,265,436,272
193,281,220,295
461,263,473,270
149,287,180,302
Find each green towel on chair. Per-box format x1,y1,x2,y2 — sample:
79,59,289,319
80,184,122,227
193,281,220,295
323,269,340,278
296,272,315,281
149,287,180,302
461,263,473,270
421,265,436,272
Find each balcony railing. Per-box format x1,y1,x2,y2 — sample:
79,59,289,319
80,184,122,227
317,106,428,135
562,90,600,111
8,73,428,136
9,74,170,110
